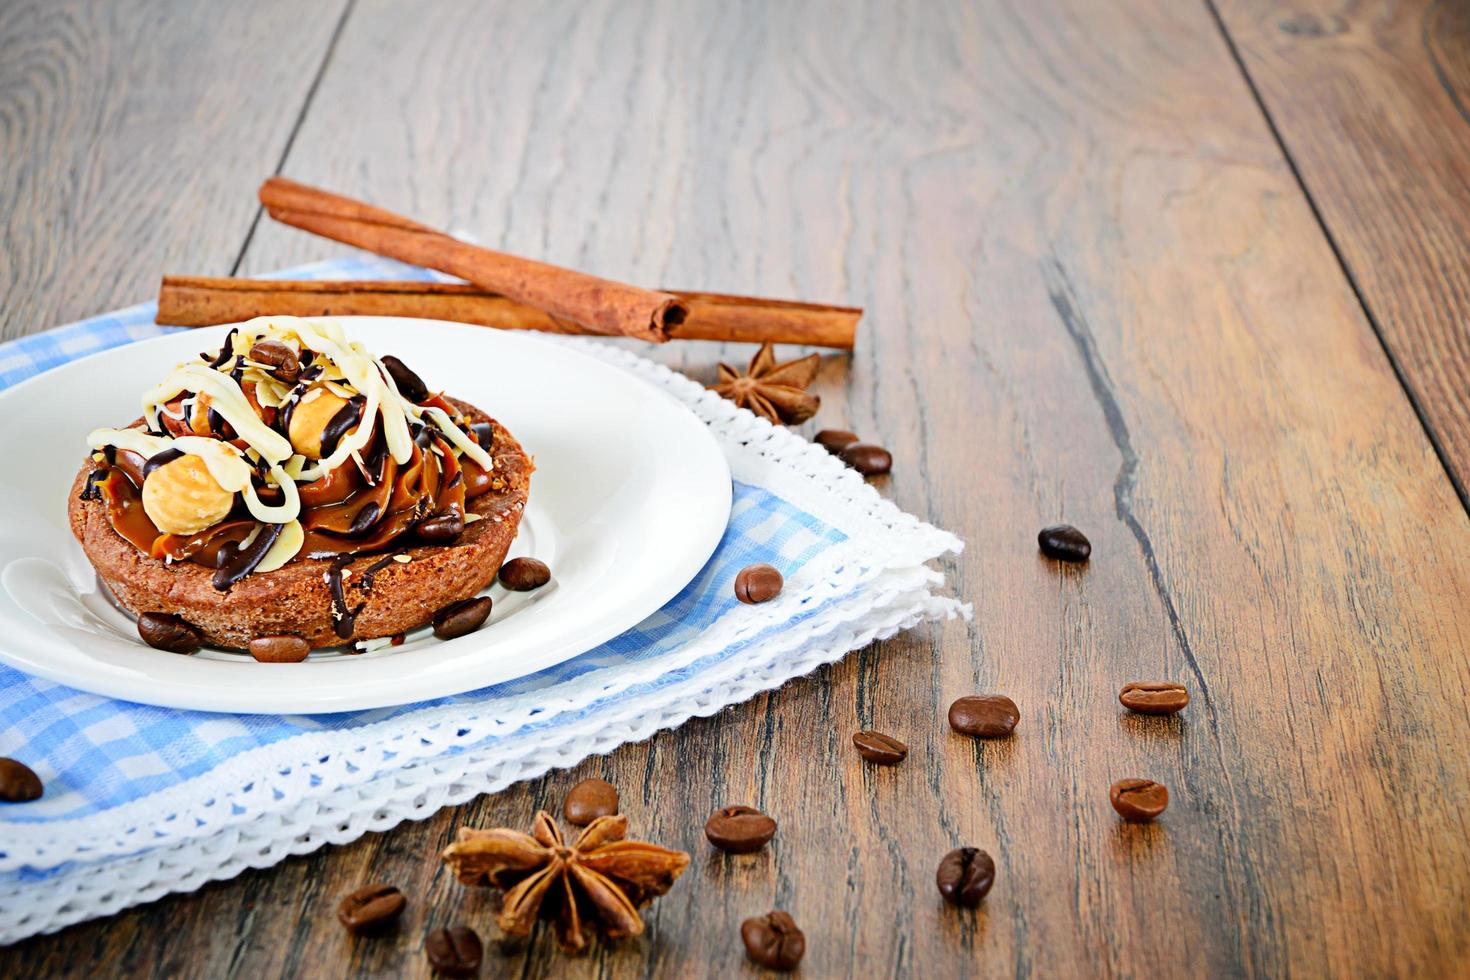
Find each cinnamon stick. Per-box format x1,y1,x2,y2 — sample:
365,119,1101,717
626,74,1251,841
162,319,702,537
156,277,861,350
258,177,684,343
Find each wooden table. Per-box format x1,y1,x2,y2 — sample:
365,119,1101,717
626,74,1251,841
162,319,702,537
4,0,1469,975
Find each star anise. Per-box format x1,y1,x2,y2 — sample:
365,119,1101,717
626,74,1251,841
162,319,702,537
441,811,690,954
710,343,821,425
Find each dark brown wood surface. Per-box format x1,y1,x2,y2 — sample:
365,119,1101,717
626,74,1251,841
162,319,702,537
4,0,1470,976
1215,0,1470,504
0,0,352,341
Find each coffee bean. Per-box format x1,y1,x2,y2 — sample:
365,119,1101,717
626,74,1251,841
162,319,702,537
936,846,996,906
1038,523,1091,562
337,883,406,935
137,612,202,654
852,730,908,765
734,563,783,604
0,758,42,803
425,925,481,977
705,805,777,853
1119,681,1189,715
814,429,859,454
382,355,429,403
948,694,1020,738
1110,778,1169,821
564,777,619,826
741,910,805,971
248,635,310,664
839,442,892,476
248,339,300,381
416,510,465,544
498,557,551,591
432,596,493,640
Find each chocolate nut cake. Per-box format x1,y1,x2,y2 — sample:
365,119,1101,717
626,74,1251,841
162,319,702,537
67,317,532,652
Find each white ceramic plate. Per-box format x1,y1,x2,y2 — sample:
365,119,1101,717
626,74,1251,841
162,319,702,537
0,318,730,713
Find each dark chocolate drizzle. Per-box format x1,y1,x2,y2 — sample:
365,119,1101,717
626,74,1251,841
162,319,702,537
381,355,429,403
471,422,494,446
275,387,304,437
206,329,237,369
80,468,107,501
359,554,397,591
141,448,185,479
363,442,389,486
345,502,381,536
325,557,365,639
319,395,366,459
211,521,284,592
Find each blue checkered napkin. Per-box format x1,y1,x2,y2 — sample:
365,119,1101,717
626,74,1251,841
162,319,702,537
0,256,961,942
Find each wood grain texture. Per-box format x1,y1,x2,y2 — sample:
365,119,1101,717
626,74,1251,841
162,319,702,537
1214,0,1470,502
5,0,1470,976
0,0,350,340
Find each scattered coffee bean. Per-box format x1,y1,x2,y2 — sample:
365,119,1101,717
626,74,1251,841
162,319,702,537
1110,778,1168,821
814,429,859,454
498,557,551,591
839,442,893,476
705,805,778,853
852,730,908,765
1119,681,1189,715
416,510,465,544
433,596,492,640
248,635,311,664
0,758,42,803
741,910,806,971
382,355,429,403
734,563,783,604
948,694,1020,738
137,612,202,654
425,925,482,978
248,339,300,381
936,846,996,906
1038,523,1091,562
564,777,619,826
337,882,406,935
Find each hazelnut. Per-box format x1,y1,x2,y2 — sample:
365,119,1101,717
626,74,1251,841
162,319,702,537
142,455,235,535
189,392,214,436
288,386,352,460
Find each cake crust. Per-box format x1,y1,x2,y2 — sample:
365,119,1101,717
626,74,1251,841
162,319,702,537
68,400,532,651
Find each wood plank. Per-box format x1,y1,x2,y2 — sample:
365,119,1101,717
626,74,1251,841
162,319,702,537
1213,0,1470,502
0,0,350,340
5,0,1470,975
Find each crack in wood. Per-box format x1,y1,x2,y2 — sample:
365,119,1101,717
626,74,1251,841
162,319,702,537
1041,259,1215,715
